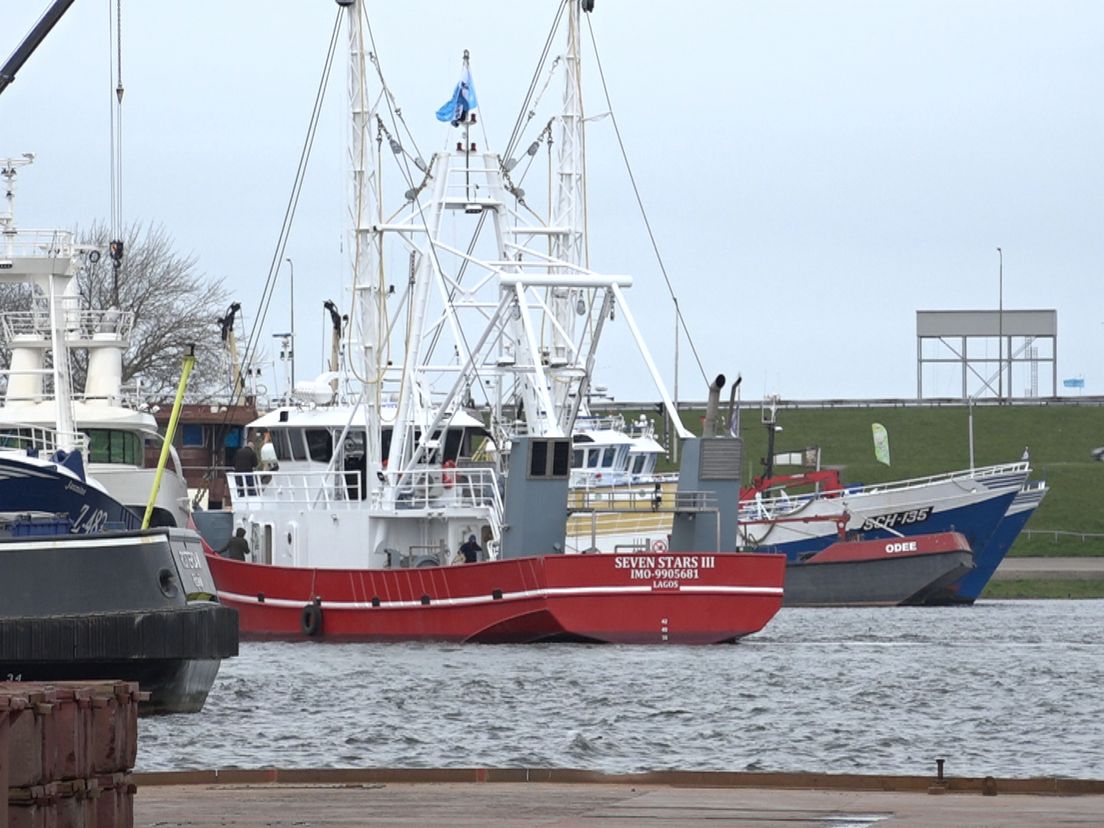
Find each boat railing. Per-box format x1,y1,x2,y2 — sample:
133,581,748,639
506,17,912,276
767,460,1031,500
0,422,89,455
376,466,503,515
570,479,674,513
574,415,627,433
1,306,134,343
673,490,720,513
227,469,364,508
0,228,78,260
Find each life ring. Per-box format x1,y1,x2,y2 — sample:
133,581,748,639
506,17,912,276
300,602,323,637
442,459,456,489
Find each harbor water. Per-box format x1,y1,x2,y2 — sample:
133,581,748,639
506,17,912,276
139,599,1104,780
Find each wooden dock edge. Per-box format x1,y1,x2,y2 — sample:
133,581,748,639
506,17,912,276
132,767,1104,796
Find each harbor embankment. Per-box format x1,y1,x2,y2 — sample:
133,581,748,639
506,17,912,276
993,557,1104,580
133,768,1104,828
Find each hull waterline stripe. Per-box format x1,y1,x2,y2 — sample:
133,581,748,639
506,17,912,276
217,583,784,611
0,533,170,552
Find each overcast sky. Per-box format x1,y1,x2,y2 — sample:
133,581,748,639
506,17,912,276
4,1,1102,403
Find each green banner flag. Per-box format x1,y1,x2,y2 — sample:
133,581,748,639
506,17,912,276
872,423,891,465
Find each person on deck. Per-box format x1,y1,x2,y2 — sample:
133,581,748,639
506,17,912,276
459,534,482,564
233,441,259,496
219,527,250,561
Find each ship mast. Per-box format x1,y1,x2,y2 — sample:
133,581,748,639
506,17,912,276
344,0,383,493
548,0,587,419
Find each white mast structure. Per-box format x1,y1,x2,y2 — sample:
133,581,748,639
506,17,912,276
1,155,80,453
549,0,586,410
339,0,687,496
344,1,384,496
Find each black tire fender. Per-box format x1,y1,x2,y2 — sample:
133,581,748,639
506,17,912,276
300,601,323,637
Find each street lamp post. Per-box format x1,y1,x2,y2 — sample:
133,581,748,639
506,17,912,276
285,257,295,389
996,246,1003,401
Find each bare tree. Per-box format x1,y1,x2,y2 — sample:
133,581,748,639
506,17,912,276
0,222,233,402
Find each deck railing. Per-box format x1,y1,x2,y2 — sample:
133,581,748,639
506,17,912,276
0,422,89,455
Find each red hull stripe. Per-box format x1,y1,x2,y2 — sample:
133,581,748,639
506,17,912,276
218,583,783,611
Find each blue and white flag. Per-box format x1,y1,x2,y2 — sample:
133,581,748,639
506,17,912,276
435,65,478,126
1063,377,1085,389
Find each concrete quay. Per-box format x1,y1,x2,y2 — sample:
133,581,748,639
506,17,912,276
133,768,1104,827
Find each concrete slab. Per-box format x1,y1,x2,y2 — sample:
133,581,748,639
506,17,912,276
133,771,1104,828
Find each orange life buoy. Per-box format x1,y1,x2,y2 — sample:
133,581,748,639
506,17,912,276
442,459,456,488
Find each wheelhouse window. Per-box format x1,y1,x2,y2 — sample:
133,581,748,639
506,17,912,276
305,429,333,462
86,429,143,465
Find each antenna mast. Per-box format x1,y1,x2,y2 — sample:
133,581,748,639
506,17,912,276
345,0,384,489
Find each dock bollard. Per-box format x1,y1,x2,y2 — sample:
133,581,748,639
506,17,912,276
928,757,948,795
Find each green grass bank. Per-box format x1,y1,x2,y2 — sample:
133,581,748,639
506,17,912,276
631,400,1104,558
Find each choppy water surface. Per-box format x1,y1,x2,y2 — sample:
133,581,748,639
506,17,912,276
139,600,1104,779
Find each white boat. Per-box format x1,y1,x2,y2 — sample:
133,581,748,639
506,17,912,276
0,161,190,528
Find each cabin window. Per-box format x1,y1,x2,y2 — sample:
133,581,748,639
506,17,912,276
305,429,333,462
600,448,616,468
632,455,648,475
287,428,308,461
528,439,571,479
443,429,463,462
551,440,570,477
181,424,205,447
529,440,548,477
85,429,142,465
572,449,583,468
586,450,599,468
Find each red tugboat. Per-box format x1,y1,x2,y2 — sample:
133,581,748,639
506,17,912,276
201,1,784,644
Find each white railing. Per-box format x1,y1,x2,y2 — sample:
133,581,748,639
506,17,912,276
228,470,360,508
0,422,89,455
1,307,134,343
227,465,504,516
760,461,1030,502
0,229,77,260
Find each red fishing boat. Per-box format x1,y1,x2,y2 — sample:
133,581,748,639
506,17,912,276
205,549,783,644
198,2,784,644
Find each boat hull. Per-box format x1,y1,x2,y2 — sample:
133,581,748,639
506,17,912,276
206,551,785,645
783,533,976,607
0,454,141,532
922,485,1048,605
0,528,238,714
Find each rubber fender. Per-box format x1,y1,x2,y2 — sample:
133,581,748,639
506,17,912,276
300,602,323,637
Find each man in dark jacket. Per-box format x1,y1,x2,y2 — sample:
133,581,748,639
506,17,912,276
234,442,258,496
459,534,481,563
219,527,250,561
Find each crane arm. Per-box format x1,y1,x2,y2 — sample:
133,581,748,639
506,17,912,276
0,0,78,96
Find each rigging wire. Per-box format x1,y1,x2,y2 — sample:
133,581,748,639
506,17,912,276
502,1,567,164
107,0,124,306
584,13,708,388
